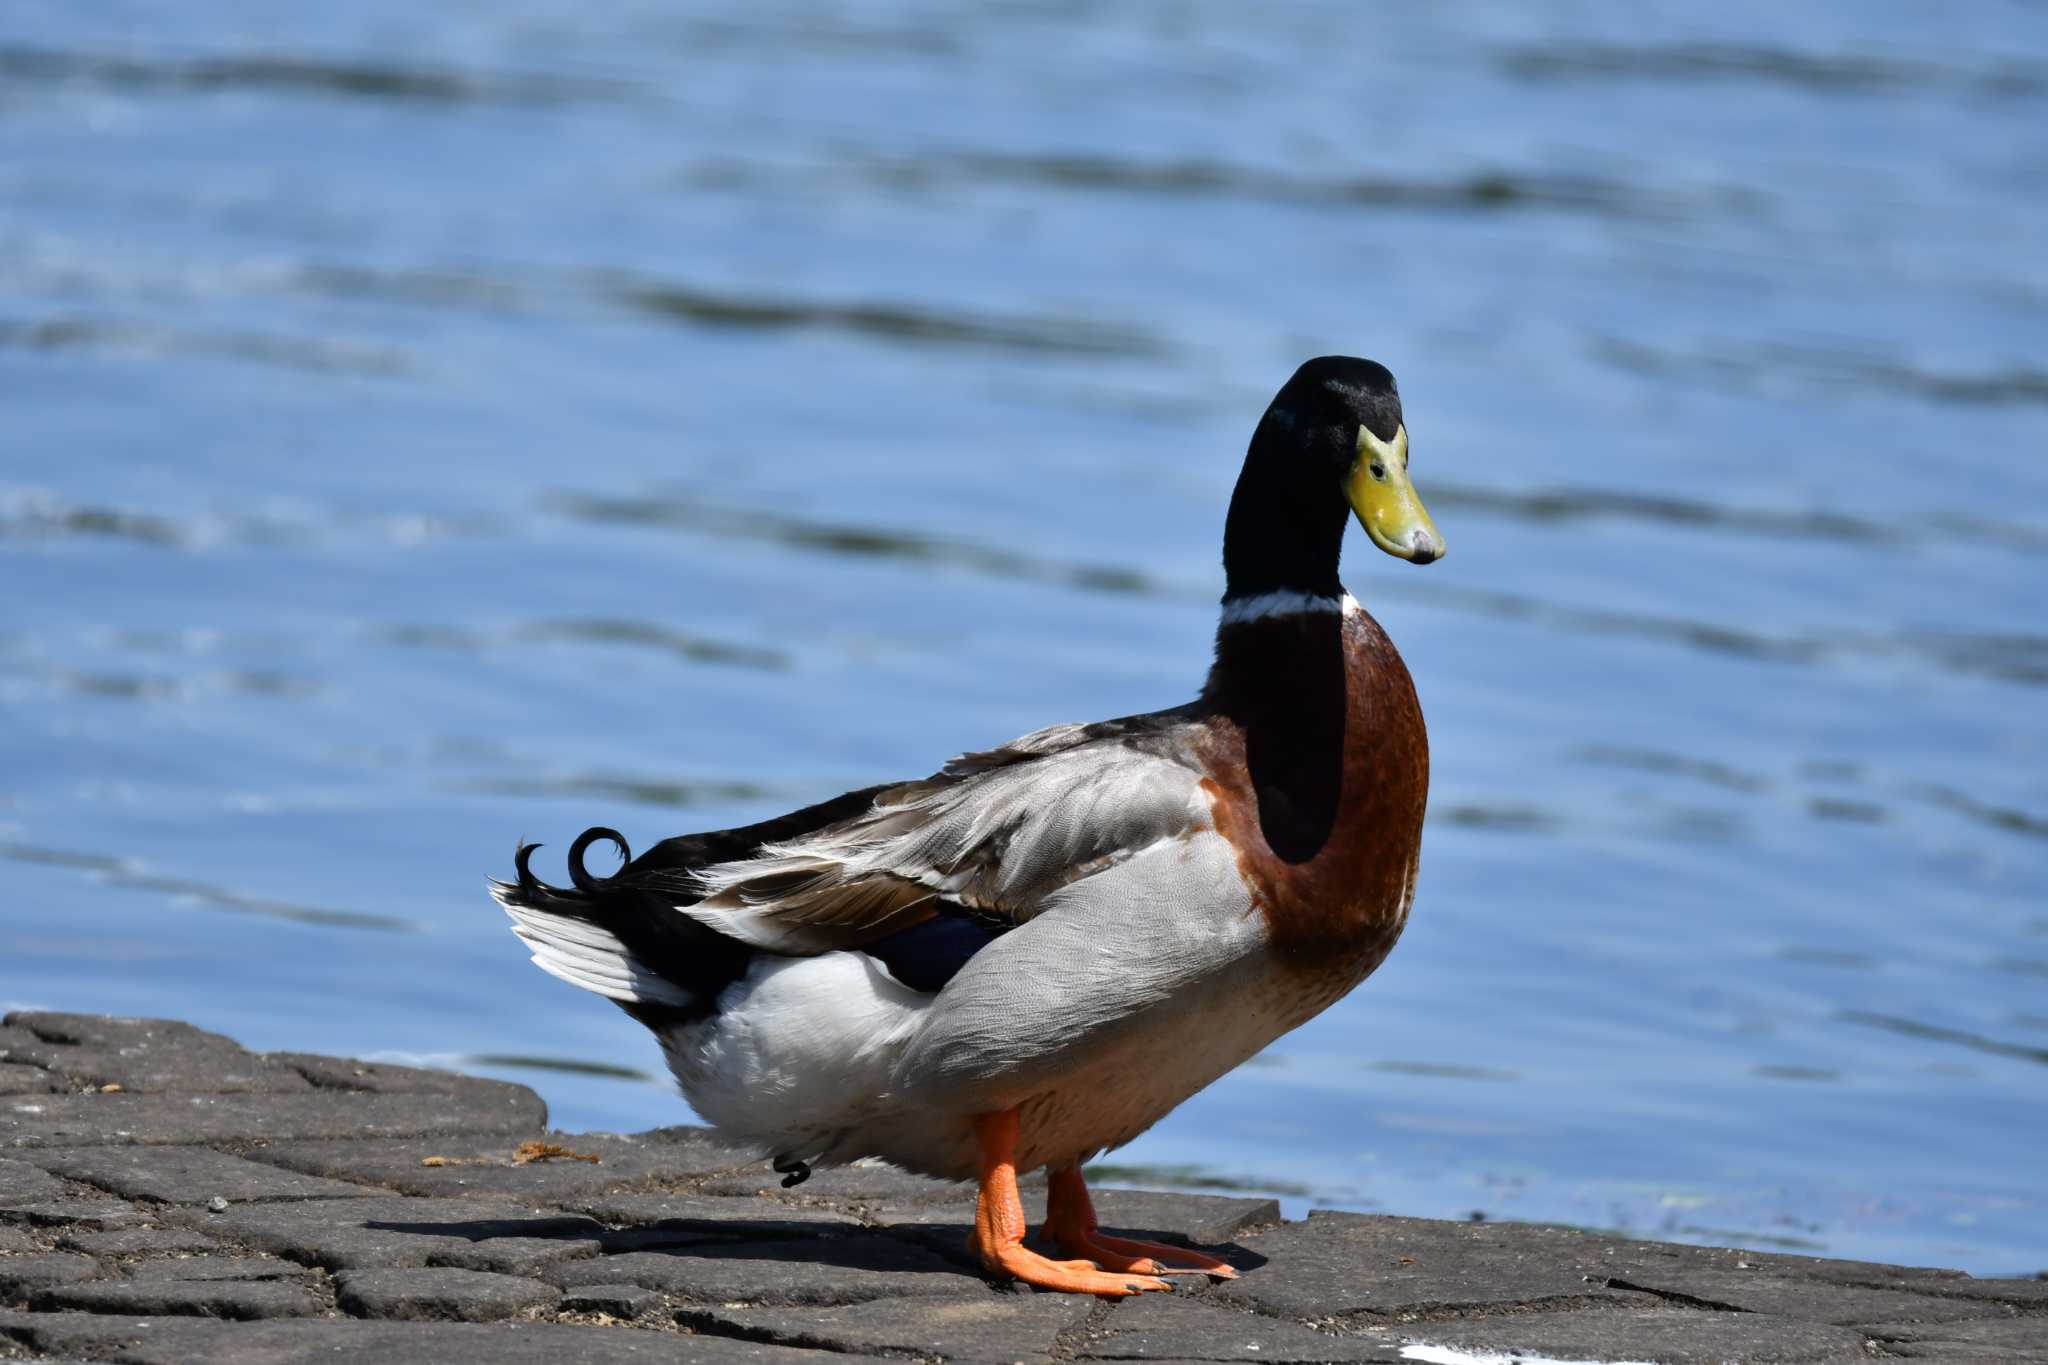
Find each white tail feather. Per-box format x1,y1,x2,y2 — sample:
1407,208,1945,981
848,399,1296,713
492,885,693,1008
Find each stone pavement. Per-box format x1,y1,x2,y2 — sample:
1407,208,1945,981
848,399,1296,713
2,1012,2043,1363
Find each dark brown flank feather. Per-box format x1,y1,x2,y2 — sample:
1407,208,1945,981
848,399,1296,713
1195,604,1428,1012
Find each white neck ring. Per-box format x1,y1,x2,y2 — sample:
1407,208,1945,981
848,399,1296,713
1218,589,1358,627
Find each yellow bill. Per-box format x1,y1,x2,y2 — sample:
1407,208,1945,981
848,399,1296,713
1346,424,1443,564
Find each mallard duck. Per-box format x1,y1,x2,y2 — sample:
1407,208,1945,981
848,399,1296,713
493,355,1442,1296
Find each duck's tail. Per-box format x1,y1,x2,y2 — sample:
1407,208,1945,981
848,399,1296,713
490,829,748,1027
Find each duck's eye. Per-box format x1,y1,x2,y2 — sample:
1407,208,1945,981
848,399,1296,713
1368,461,1388,481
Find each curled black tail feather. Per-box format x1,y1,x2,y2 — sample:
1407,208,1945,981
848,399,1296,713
514,841,577,899
569,827,632,894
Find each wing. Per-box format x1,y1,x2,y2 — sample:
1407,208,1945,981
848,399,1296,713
677,709,1212,956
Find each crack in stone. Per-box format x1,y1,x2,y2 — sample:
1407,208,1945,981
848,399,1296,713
1601,1277,1751,1313
1830,1274,2048,1313
16,1020,88,1048
670,1305,929,1358
281,1061,372,1092
1318,1290,1644,1330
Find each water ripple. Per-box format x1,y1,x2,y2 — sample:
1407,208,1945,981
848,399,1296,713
1841,1011,2048,1067
603,273,1162,357
1427,802,1563,833
552,490,1170,597
0,43,638,107
1910,785,2048,842
1432,482,1978,551
1366,1060,1521,1082
0,660,321,704
1595,336,2048,412
0,496,186,548
8,251,1155,361
1497,41,2048,99
1573,744,1772,794
1404,580,2048,689
0,491,495,552
687,151,1742,221
379,619,789,672
453,773,777,808
0,316,410,377
0,839,416,932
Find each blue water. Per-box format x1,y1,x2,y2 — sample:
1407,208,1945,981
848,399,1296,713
4,2,2044,1277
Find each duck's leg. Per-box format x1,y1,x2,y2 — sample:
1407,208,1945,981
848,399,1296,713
968,1110,1170,1296
1043,1164,1240,1279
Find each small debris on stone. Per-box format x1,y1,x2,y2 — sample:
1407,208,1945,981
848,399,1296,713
99,1082,124,1093
512,1140,600,1166
421,1156,450,1167
206,1195,230,1212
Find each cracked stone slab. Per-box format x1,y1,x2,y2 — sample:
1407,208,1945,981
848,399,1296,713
56,1227,217,1256
0,1308,169,1358
122,1255,312,1282
684,1290,1094,1362
0,1013,312,1094
1218,1210,1983,1325
1862,1316,2048,1361
1598,1266,2009,1326
571,1192,861,1241
0,1253,100,1294
0,1084,546,1148
546,1235,976,1305
558,1283,666,1319
31,1278,324,1320
0,1200,146,1231
165,1195,604,1273
1387,1306,1874,1365
25,1144,380,1204
1843,1272,2048,1310
0,1063,61,1096
1217,1211,1643,1317
0,1311,871,1363
335,1266,561,1321
236,1130,700,1201
0,1157,68,1204
1076,1294,1395,1362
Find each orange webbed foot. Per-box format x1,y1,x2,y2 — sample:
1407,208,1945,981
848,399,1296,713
1044,1163,1240,1280
1062,1229,1240,1278
967,1111,1173,1297
980,1238,1173,1296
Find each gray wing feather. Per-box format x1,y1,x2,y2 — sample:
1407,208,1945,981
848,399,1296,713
683,718,1210,953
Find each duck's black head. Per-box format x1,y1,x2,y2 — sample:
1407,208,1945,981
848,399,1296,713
1221,355,1443,603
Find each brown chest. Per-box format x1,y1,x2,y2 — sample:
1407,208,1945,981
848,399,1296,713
1196,605,1429,973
